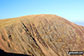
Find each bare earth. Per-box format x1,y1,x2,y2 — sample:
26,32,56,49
0,14,84,56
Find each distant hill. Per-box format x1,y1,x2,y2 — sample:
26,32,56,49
0,14,84,56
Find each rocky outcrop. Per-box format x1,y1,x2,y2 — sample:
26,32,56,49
0,14,84,56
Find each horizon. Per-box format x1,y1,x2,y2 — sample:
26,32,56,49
0,0,84,26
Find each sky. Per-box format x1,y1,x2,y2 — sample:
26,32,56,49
0,0,84,26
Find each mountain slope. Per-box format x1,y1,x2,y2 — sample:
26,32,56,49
0,14,84,56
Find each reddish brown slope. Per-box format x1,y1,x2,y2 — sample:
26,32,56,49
0,14,84,56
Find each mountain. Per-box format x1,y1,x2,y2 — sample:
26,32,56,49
0,14,84,56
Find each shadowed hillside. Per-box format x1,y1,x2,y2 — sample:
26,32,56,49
0,14,84,56
0,49,29,56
